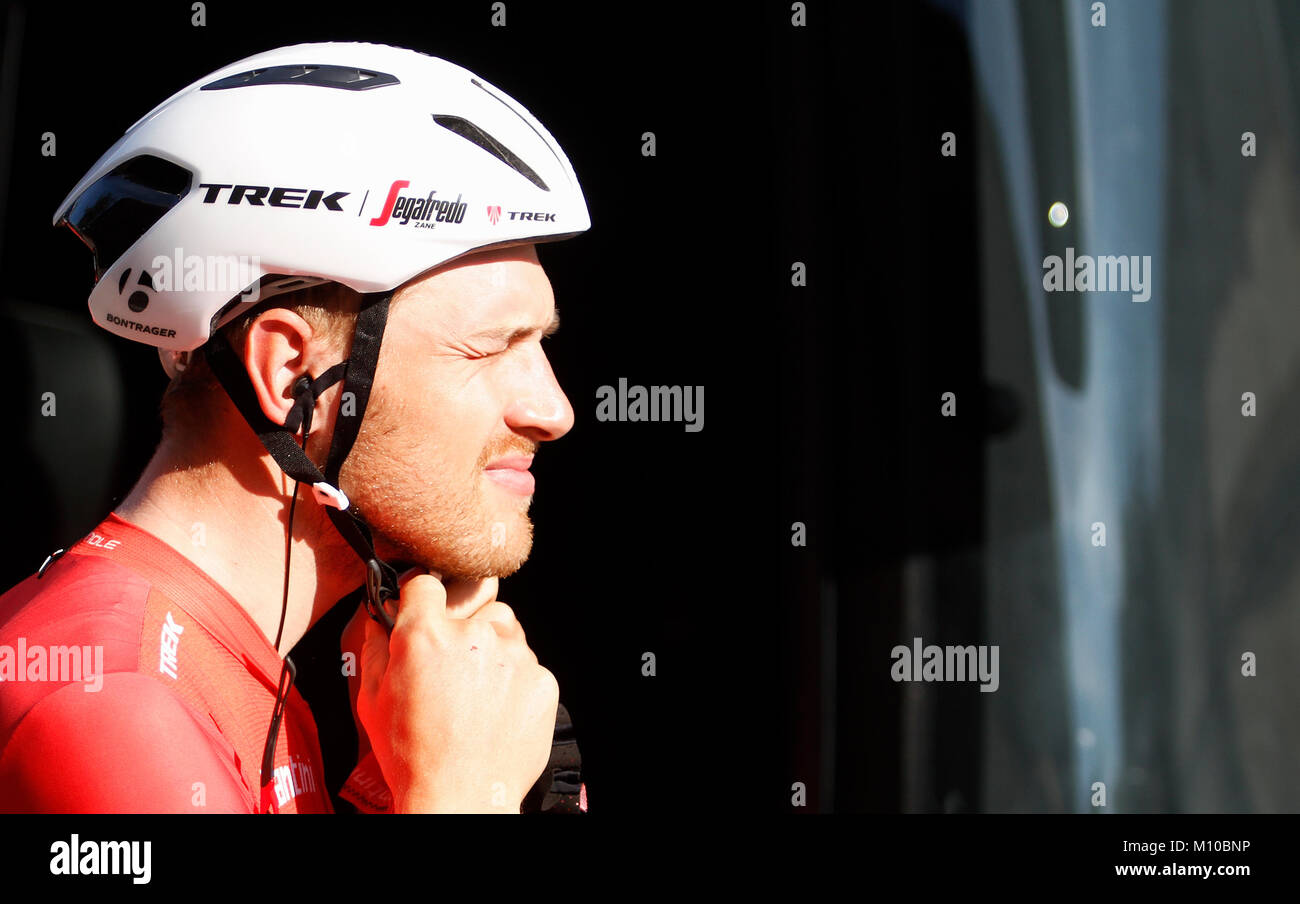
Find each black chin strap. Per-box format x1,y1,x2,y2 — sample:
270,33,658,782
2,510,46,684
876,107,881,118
203,289,401,632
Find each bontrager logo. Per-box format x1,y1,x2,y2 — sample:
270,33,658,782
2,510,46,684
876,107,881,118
104,312,177,339
369,179,466,228
197,183,350,211
158,611,183,680
49,835,151,885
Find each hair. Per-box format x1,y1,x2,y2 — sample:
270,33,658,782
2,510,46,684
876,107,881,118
159,281,365,440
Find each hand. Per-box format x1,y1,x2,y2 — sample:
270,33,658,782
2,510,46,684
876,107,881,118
353,572,559,813
341,572,500,756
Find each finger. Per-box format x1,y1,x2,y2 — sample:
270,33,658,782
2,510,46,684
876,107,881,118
359,615,390,702
468,601,524,639
397,567,441,590
479,619,532,659
392,572,449,628
341,601,369,659
445,576,499,619
341,602,369,717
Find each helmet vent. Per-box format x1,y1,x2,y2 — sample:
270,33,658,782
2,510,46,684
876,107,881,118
468,78,567,184
60,154,192,281
201,65,400,92
432,114,549,192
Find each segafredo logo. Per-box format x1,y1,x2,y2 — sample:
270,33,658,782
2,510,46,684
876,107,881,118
369,180,467,229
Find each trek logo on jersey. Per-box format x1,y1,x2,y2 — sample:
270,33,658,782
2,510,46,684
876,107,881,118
487,205,502,225
273,754,321,808
196,183,350,211
158,611,183,680
369,179,467,228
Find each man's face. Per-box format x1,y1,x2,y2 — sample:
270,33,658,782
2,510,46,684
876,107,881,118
337,244,574,579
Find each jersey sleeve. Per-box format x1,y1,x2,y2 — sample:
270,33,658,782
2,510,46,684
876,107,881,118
0,672,254,813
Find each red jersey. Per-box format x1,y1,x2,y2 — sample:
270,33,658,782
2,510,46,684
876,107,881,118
0,512,332,813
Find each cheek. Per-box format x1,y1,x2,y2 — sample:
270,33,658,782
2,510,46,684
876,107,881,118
408,381,500,468
373,344,506,466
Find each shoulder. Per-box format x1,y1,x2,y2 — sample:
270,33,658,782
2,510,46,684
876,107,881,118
0,550,153,644
0,672,252,813
0,552,155,735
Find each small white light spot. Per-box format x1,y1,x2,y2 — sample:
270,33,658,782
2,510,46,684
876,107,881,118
1077,727,1096,748
1048,202,1070,228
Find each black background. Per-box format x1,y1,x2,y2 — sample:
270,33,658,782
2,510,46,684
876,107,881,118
0,0,1033,818
0,0,812,815
0,0,1292,890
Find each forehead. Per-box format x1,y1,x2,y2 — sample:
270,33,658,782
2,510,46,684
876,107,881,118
392,245,554,333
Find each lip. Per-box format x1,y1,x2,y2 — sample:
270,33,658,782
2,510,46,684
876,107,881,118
484,455,536,495
484,454,535,471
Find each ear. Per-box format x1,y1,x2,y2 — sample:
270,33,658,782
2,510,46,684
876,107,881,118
241,308,330,430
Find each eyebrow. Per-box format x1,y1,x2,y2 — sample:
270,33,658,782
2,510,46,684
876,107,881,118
472,307,561,344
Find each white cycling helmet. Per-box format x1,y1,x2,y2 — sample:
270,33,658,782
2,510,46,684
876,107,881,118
54,42,591,632
54,41,589,376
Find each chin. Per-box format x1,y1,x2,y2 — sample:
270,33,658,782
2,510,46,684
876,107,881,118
439,548,531,582
372,523,534,582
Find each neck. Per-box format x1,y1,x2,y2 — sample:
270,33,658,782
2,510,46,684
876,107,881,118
115,431,366,655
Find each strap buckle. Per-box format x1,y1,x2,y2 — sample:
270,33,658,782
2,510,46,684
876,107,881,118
311,482,350,510
365,558,397,633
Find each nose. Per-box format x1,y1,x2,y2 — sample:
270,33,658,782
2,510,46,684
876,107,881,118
503,348,574,442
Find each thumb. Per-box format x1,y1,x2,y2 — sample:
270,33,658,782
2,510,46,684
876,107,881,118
392,570,448,628
444,575,499,619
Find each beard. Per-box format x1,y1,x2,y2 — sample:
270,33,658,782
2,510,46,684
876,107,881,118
335,413,539,582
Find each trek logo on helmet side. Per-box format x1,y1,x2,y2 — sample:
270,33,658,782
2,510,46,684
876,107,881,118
486,204,557,225
368,179,467,229
196,183,351,211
